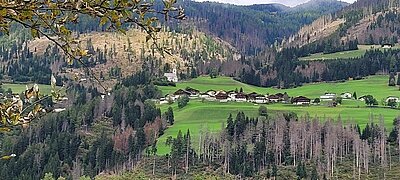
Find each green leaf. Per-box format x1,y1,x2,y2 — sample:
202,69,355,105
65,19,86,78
100,17,108,26
31,29,39,38
0,127,11,132
80,49,89,57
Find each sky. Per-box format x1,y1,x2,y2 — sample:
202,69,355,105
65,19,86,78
194,0,357,7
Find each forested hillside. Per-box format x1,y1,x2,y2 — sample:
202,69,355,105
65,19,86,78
0,24,239,89
231,0,400,88
0,72,167,179
179,0,349,55
286,0,400,51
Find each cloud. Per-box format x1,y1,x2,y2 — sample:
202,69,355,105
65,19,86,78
194,0,357,7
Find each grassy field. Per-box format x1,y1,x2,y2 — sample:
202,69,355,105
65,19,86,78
2,83,53,95
156,75,400,155
299,45,400,61
160,75,398,100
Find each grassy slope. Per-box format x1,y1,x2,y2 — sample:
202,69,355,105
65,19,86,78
2,83,53,95
156,75,400,155
299,45,400,61
161,75,398,100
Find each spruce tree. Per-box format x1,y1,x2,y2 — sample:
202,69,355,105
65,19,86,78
397,73,400,86
272,164,278,178
311,166,318,180
389,72,396,86
166,107,174,125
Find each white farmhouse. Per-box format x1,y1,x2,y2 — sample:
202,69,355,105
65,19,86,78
386,96,400,103
320,93,336,101
199,92,210,99
340,92,352,99
164,69,178,82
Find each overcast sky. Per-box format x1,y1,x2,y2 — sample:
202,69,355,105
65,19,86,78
194,0,357,7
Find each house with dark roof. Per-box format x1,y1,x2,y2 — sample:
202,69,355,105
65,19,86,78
275,93,284,99
185,87,200,94
215,91,229,102
185,87,200,98
206,90,217,96
234,93,247,102
173,89,191,98
247,92,260,102
292,96,311,105
268,94,280,103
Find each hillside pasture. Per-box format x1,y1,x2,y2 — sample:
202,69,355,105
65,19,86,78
299,45,400,61
156,75,400,155
160,75,398,100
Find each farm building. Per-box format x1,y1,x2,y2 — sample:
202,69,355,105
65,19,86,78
234,93,247,102
292,96,311,105
159,98,168,105
247,92,259,102
206,90,217,96
340,92,352,99
164,69,178,82
358,96,367,101
185,87,200,95
275,93,285,99
228,91,237,100
268,94,280,103
173,89,191,98
386,96,400,103
215,91,229,102
382,44,393,49
320,93,336,101
255,95,268,104
165,94,176,101
199,92,210,99
185,87,200,98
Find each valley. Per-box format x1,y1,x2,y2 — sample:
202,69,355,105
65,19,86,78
3,0,400,179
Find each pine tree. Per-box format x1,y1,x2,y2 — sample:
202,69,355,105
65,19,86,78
296,161,307,180
226,114,234,139
166,107,175,125
389,72,396,86
311,166,318,180
397,73,400,86
272,164,278,178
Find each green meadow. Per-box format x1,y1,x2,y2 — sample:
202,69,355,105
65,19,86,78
156,75,400,155
160,75,398,100
2,83,53,95
299,45,400,61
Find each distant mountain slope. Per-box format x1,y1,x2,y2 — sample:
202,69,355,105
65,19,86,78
291,0,349,13
22,27,239,87
245,3,290,13
286,0,400,51
178,0,349,55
